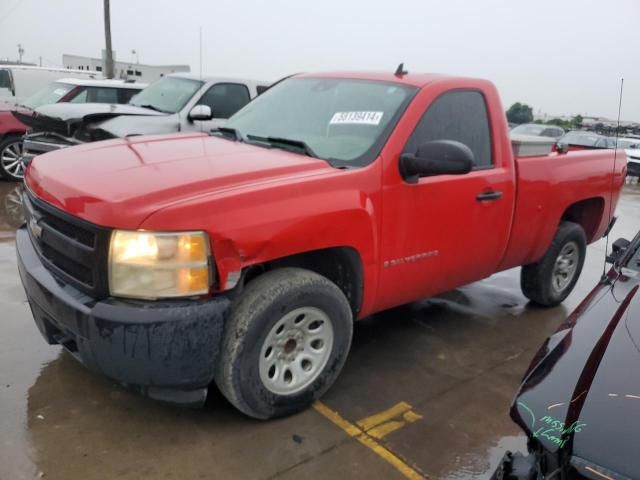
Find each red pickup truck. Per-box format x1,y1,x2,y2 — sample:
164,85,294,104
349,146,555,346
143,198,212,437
17,71,626,419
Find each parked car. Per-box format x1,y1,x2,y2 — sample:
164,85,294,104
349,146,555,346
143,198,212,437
616,137,640,177
0,65,101,105
0,78,146,181
492,230,640,480
16,73,269,166
557,131,611,150
510,123,565,139
17,71,625,419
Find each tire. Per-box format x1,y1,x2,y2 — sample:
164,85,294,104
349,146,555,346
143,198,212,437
215,267,353,419
521,221,587,307
0,136,25,181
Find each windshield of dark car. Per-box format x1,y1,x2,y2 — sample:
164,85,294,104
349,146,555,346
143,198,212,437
511,124,546,136
224,77,417,165
617,139,640,149
129,76,203,113
558,131,604,147
20,82,75,109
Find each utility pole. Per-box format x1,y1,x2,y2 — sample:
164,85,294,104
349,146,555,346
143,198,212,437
103,0,114,78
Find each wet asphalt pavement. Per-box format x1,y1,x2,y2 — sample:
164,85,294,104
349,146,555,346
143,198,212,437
1,180,639,480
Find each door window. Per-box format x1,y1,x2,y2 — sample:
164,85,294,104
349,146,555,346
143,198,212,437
198,83,251,119
0,69,13,91
404,90,493,168
119,88,141,104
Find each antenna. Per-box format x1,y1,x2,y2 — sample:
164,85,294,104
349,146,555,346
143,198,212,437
601,78,624,283
394,63,408,77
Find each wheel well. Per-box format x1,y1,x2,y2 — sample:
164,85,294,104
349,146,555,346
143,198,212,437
561,197,605,242
243,247,364,316
0,132,19,144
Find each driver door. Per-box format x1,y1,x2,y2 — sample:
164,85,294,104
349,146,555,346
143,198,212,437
375,89,515,311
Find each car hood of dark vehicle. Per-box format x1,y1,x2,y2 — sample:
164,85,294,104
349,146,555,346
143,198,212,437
13,103,168,137
511,272,640,478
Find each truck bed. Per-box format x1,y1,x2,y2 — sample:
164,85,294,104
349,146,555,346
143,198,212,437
498,149,626,271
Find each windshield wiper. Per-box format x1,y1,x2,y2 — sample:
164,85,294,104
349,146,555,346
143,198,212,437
212,127,244,142
246,135,318,158
135,104,169,113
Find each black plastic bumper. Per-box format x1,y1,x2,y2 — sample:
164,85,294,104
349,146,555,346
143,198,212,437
627,161,640,177
490,451,536,480
16,227,231,406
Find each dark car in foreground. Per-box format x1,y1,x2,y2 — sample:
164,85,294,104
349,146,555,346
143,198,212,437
494,230,640,479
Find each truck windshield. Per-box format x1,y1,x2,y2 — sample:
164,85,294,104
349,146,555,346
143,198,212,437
20,82,75,109
225,77,417,166
129,76,203,114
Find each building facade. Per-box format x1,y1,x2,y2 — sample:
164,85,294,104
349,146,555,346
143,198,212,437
63,53,190,83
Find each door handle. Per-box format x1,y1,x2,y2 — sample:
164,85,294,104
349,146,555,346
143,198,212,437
476,190,503,202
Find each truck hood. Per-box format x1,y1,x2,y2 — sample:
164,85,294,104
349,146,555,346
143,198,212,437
512,275,640,478
25,133,335,229
14,102,167,138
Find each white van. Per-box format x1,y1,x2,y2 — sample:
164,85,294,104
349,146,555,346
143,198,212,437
0,65,102,106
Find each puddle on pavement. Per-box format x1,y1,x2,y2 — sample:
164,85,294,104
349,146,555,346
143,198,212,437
443,435,526,479
0,181,24,242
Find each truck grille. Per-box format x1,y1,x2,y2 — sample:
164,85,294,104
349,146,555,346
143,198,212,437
23,189,111,298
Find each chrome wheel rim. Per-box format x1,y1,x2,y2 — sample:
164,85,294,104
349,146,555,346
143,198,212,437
1,140,25,179
551,241,580,293
259,306,334,395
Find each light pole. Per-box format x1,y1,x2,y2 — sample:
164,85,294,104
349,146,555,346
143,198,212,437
132,49,139,64
17,44,24,64
103,0,114,78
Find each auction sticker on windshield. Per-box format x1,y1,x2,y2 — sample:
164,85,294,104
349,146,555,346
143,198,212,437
330,111,384,125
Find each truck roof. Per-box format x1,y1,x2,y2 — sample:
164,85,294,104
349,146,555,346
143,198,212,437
55,78,148,89
297,71,451,88
166,72,270,86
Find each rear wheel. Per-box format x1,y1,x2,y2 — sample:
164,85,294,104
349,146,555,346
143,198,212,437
521,221,587,307
215,268,353,419
0,136,25,181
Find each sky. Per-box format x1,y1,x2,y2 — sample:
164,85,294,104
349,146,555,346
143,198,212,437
1,0,639,120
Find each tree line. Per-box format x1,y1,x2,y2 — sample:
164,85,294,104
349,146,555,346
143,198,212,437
506,102,583,130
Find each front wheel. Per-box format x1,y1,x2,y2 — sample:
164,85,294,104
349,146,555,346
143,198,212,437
215,268,353,419
521,221,587,307
0,136,26,181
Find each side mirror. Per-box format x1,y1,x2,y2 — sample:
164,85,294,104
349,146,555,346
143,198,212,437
606,237,630,264
400,140,473,184
189,104,213,121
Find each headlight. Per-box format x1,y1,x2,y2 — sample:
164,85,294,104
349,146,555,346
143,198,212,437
109,230,211,299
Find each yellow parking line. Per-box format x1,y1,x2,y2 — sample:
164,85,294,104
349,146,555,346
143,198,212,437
368,420,406,439
313,402,427,480
357,401,413,430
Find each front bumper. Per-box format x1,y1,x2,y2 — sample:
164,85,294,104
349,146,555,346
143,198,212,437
16,227,231,406
22,133,79,166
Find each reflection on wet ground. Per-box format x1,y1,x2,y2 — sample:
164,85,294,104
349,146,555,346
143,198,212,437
0,182,24,242
1,180,639,480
